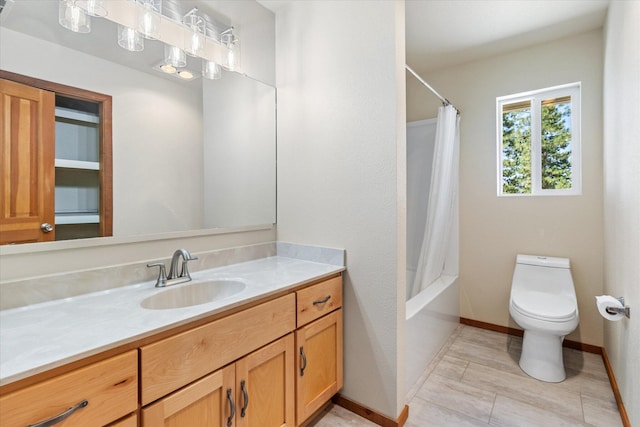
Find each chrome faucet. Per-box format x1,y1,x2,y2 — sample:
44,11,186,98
147,248,198,287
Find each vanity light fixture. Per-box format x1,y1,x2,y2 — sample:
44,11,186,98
118,24,144,52
159,63,177,74
220,27,240,71
58,0,91,33
137,0,162,39
164,44,187,67
177,70,194,80
75,0,107,17
183,8,205,57
57,0,241,81
203,60,222,80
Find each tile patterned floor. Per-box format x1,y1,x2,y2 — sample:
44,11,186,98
312,325,622,427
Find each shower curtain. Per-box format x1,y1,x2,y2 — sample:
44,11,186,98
409,105,460,299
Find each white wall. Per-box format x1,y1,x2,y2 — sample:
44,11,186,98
407,30,605,346
603,2,640,425
274,0,407,419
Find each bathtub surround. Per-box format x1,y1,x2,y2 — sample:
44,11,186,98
603,2,640,426
405,275,459,398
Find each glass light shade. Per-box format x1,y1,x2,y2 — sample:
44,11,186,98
118,25,144,52
203,61,221,80
221,31,241,71
137,0,162,39
183,13,205,57
164,45,186,68
59,0,91,33
75,0,107,17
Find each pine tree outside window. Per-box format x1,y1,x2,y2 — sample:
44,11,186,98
497,83,582,196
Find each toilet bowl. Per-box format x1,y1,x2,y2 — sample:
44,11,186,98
509,254,579,382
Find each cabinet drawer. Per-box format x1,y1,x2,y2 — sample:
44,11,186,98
141,293,296,405
296,276,342,327
0,351,137,427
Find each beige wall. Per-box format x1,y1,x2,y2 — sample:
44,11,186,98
275,0,406,418
603,2,640,424
408,30,605,346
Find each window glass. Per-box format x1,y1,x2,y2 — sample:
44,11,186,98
502,101,532,194
541,96,572,190
497,83,581,196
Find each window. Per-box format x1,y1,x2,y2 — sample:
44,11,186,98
497,83,581,196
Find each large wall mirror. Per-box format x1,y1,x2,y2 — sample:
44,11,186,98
0,0,276,246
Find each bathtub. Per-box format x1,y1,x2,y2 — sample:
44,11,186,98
405,274,459,399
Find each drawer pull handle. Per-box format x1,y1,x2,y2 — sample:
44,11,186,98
313,295,331,305
226,388,235,427
240,380,249,418
27,399,88,427
300,346,307,376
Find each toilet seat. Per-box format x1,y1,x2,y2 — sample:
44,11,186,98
511,290,576,322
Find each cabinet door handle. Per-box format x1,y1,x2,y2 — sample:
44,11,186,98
313,295,331,305
226,388,235,427
27,399,88,427
300,346,307,376
240,379,249,418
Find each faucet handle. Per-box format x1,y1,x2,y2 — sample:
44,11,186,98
147,262,168,287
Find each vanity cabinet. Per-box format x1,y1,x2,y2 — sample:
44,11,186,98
294,276,343,426
142,364,236,426
0,350,137,427
0,274,343,427
143,335,295,427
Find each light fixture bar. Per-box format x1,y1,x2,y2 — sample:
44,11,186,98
99,1,233,67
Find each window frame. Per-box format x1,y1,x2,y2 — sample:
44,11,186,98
496,82,582,197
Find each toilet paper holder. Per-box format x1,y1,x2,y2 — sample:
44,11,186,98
605,297,631,319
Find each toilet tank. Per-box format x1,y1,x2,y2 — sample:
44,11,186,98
516,254,570,269
513,254,575,297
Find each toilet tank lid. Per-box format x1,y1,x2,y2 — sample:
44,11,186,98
516,254,570,269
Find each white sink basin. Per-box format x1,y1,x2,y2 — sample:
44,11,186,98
141,280,246,310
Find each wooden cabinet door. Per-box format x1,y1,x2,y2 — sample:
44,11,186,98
0,78,55,244
295,309,343,425
235,334,295,427
142,364,235,427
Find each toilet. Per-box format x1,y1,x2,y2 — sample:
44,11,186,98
509,254,579,382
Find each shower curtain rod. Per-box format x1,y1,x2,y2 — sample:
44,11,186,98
405,64,456,110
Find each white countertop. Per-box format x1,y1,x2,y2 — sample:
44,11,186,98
0,256,344,386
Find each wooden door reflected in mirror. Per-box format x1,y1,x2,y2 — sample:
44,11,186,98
0,71,112,244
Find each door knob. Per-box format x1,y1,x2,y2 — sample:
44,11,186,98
41,223,53,233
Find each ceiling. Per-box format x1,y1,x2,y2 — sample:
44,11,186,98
406,0,609,73
3,0,611,80
259,0,610,73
